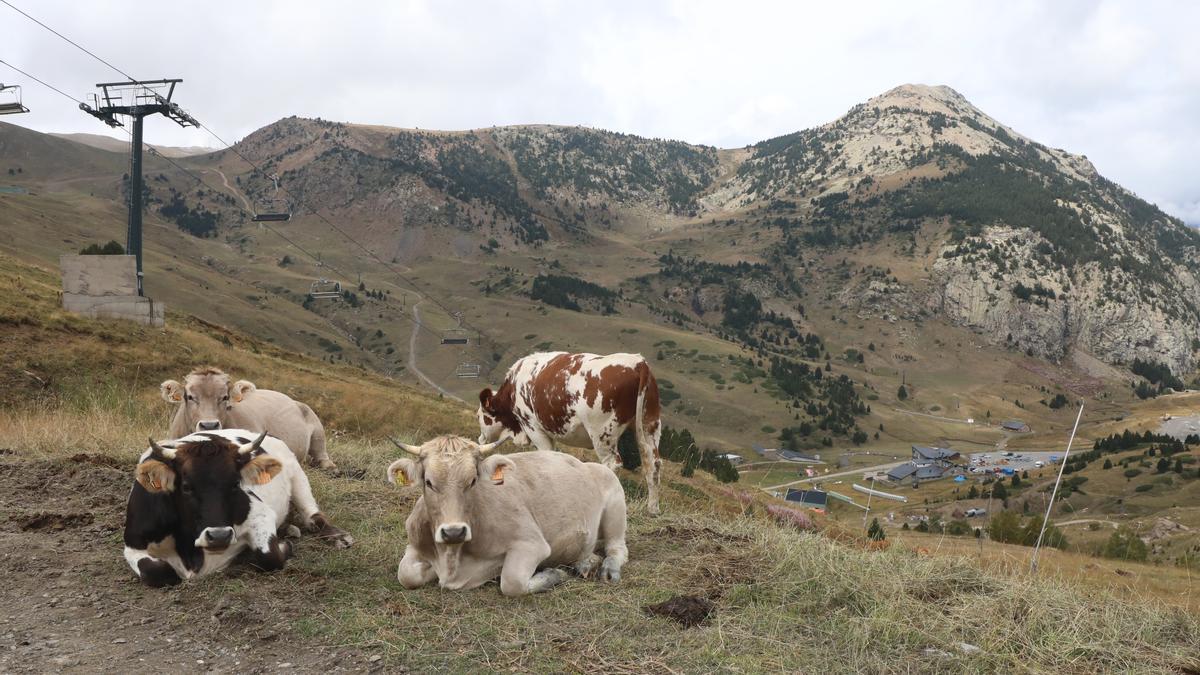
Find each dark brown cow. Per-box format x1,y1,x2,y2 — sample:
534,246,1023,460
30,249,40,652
477,352,663,514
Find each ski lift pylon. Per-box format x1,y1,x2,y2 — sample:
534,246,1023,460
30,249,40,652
252,174,290,222
0,84,30,115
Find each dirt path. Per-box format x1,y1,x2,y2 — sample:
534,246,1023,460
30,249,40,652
409,301,463,403
0,454,370,673
209,168,253,212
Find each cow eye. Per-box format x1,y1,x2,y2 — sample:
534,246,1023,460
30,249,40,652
181,482,194,495
424,479,434,490
185,394,195,402
469,477,477,489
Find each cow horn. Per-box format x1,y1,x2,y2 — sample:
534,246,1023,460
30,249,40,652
239,430,269,454
477,437,509,455
148,437,177,459
388,436,424,456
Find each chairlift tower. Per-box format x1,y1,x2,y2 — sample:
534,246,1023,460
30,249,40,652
79,79,199,296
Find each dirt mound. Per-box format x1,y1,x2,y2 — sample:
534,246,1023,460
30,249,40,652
68,453,125,469
18,512,94,531
644,595,714,627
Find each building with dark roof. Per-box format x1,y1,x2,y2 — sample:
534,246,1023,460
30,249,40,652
1001,420,1031,433
886,445,963,483
784,488,829,510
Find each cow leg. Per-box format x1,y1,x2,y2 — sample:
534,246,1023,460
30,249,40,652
499,540,566,597
397,545,437,589
589,420,623,470
526,429,557,453
308,426,337,470
287,467,354,549
243,504,292,572
124,547,182,588
598,492,629,583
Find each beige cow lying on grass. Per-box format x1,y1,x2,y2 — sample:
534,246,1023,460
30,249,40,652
387,435,628,596
161,366,336,469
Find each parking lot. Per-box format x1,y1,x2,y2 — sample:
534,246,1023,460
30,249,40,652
1158,415,1200,441
966,450,1061,476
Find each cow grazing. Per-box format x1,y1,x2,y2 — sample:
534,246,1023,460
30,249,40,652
477,352,663,514
388,435,628,596
123,429,353,587
160,367,336,469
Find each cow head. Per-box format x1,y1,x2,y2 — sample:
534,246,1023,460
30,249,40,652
387,435,511,545
135,431,281,551
477,386,527,445
161,367,257,433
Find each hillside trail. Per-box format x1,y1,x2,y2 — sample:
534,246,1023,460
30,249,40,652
0,455,366,673
209,168,253,212
409,300,463,403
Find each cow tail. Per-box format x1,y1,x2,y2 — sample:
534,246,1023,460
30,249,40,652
634,360,662,515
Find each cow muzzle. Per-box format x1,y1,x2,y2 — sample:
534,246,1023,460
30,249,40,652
436,523,471,545
196,420,222,431
195,526,235,551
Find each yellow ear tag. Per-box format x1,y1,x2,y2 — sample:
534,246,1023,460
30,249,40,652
490,466,506,484
172,393,182,402
395,471,408,486
151,479,162,491
255,471,273,485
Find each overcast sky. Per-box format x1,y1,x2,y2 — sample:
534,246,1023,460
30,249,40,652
4,0,1198,223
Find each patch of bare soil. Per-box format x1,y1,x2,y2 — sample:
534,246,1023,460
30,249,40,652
643,596,714,628
0,454,381,673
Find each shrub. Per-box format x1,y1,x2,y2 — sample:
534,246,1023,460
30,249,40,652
79,240,124,255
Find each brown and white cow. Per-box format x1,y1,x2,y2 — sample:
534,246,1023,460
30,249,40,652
477,352,663,515
388,435,628,596
123,429,353,587
160,367,336,469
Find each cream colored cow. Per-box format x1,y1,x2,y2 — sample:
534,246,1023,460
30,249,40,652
388,435,628,596
160,367,335,469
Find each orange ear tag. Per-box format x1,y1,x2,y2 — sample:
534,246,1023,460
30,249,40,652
491,466,506,484
151,479,162,491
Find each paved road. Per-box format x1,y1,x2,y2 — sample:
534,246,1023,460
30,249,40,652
760,459,909,493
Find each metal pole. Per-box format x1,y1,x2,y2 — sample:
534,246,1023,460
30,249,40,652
1030,401,1085,573
127,113,144,296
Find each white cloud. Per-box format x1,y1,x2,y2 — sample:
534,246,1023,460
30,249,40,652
3,0,1198,224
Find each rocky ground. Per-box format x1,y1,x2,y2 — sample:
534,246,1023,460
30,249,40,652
0,453,382,674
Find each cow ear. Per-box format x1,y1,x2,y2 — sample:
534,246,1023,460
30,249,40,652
480,455,514,486
478,388,494,411
160,380,183,403
242,456,282,486
387,458,422,487
230,380,256,404
136,459,176,493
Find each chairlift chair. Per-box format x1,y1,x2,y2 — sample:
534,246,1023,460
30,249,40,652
252,175,291,222
0,84,30,115
309,278,342,300
455,361,482,378
441,311,470,345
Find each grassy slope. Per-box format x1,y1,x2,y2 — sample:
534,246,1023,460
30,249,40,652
0,252,1197,671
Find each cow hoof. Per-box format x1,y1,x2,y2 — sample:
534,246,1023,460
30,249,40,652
599,558,622,583
530,568,570,593
574,553,603,579
316,459,338,470
321,526,354,549
281,524,302,540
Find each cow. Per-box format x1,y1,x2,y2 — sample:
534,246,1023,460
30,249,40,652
123,429,353,587
477,352,663,514
388,435,628,596
160,366,336,469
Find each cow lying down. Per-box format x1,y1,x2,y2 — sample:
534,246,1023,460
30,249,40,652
388,435,628,596
123,429,353,587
